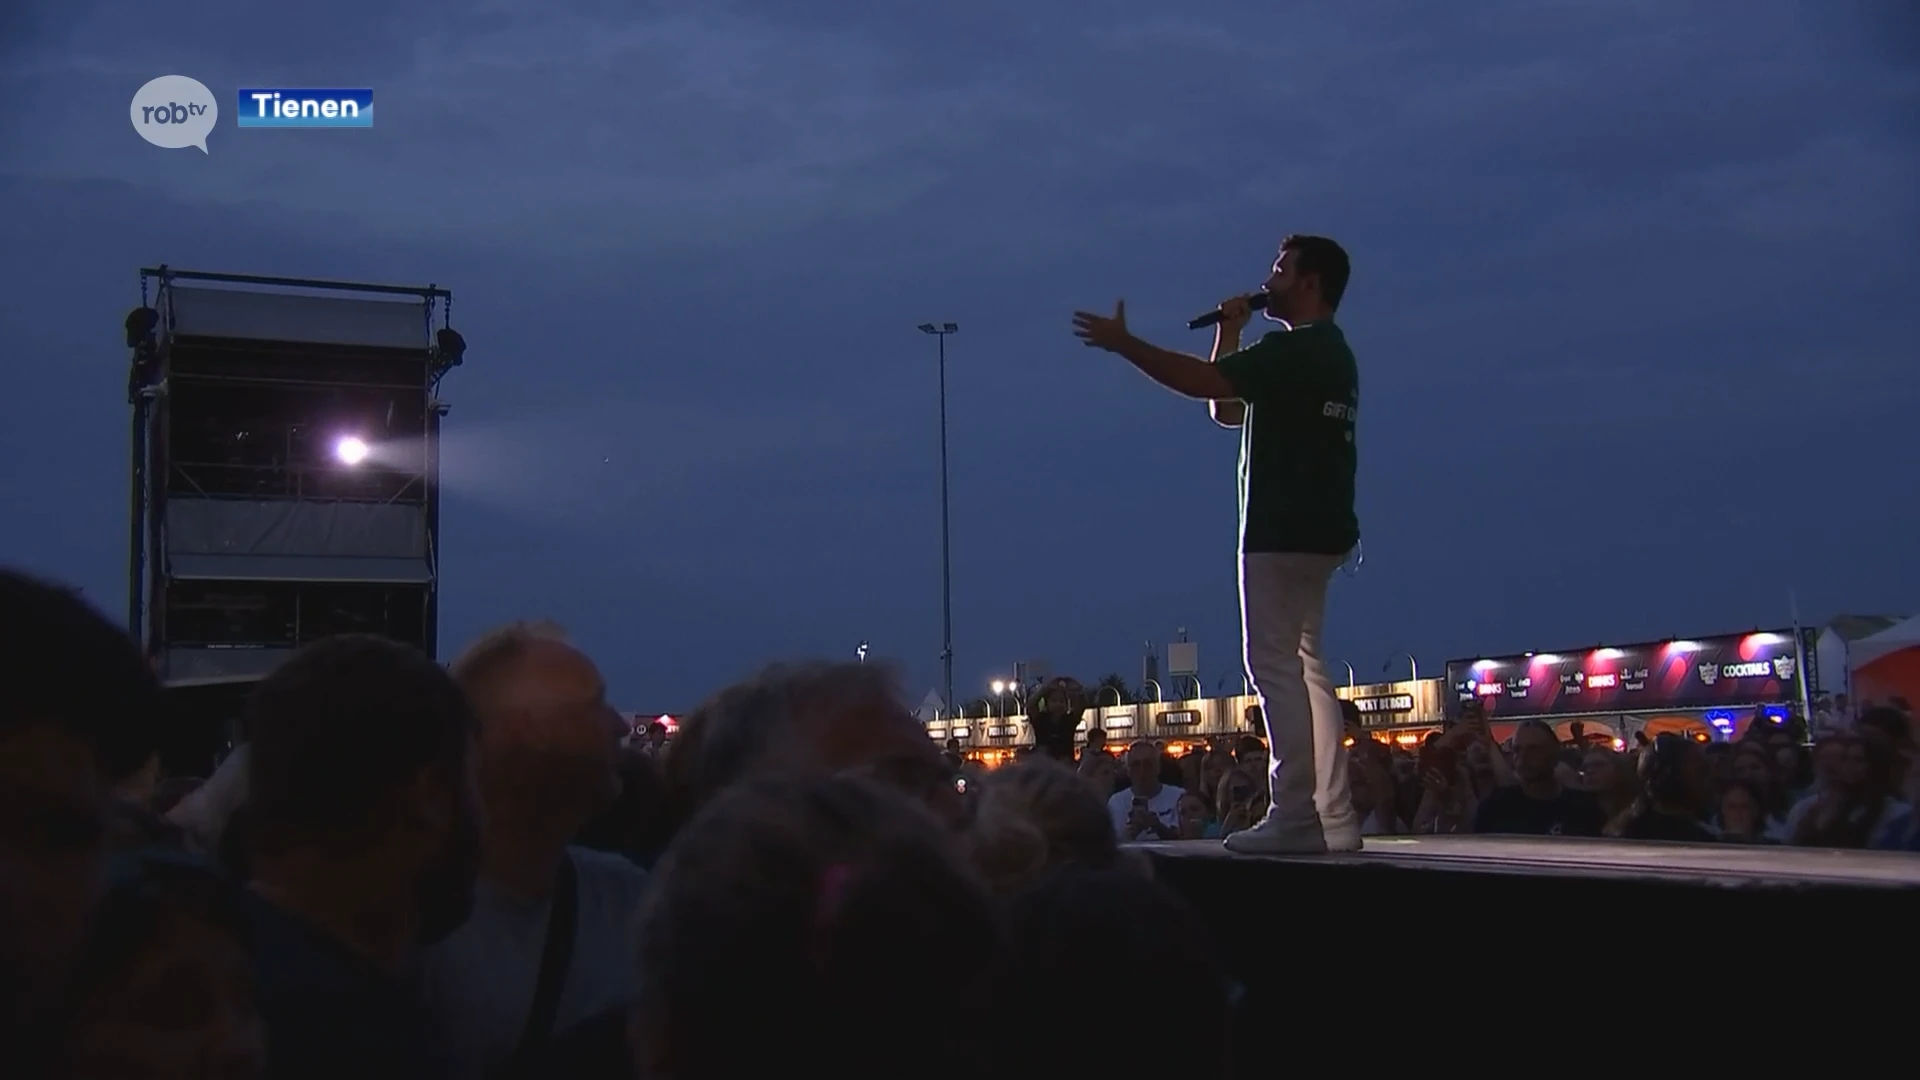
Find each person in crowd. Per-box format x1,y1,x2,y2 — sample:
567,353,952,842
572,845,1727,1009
1722,742,1789,838
1789,733,1909,848
241,633,483,1079
1177,790,1218,839
421,621,647,1080
1411,731,1479,834
1156,741,1186,788
1871,736,1920,850
635,719,671,761
1232,733,1268,778
1473,720,1605,837
1772,738,1815,801
1855,705,1912,793
1619,734,1716,842
1080,725,1109,761
1078,746,1122,800
1109,740,1183,840
660,660,964,837
968,758,1145,894
103,741,183,853
167,742,252,860
0,571,163,1078
1026,677,1084,762
575,748,674,870
1702,741,1736,796
1561,720,1590,759
1077,726,1127,796
630,775,997,1080
1578,747,1640,837
1198,745,1235,802
990,867,1231,1078
1215,766,1266,838
1347,736,1404,835
1714,780,1775,843
62,850,264,1080
1453,706,1516,793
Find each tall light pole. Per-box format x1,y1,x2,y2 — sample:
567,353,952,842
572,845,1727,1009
1383,652,1419,682
918,321,959,721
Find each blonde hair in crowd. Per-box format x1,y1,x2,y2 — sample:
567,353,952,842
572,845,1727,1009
968,757,1149,895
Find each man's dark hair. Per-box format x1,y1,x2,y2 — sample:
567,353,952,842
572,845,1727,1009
245,634,475,856
1514,718,1559,745
0,569,158,783
1856,705,1911,746
1281,234,1352,312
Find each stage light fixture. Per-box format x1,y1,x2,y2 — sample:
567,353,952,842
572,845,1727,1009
124,306,159,348
334,435,369,465
436,327,467,366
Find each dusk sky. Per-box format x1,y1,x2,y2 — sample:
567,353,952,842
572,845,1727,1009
3,1,1915,711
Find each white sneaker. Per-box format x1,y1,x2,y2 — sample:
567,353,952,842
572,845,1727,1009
1321,820,1364,853
1222,815,1329,855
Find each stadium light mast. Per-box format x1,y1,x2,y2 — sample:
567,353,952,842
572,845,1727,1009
917,321,958,721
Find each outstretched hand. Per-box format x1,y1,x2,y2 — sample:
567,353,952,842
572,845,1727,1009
1071,299,1130,352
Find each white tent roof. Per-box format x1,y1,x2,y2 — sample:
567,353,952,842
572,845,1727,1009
1852,615,1920,667
914,689,947,722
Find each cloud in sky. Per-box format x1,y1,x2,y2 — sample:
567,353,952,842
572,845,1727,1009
1,0,1915,704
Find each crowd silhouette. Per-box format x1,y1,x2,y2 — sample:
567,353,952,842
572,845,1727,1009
5,566,1913,1079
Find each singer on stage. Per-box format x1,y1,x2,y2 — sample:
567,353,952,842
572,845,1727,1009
1072,234,1361,854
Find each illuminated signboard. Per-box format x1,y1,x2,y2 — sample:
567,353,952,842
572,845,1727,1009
1444,630,1815,719
1338,679,1444,728
1158,709,1201,727
1354,694,1414,715
628,713,678,735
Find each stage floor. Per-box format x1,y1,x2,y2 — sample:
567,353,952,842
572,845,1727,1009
1136,834,1920,889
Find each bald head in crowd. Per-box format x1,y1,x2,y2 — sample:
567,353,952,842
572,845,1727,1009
662,660,960,832
450,621,625,837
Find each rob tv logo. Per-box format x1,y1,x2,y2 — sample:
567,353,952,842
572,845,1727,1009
130,75,219,153
237,88,374,128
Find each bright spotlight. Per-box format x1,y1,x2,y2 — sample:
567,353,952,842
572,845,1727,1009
334,436,369,466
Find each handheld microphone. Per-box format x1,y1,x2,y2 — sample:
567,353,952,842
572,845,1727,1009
1188,292,1270,330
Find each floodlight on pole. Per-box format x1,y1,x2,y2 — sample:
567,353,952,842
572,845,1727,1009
334,436,369,466
918,320,959,726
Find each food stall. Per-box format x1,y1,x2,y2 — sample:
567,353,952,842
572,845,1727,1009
1335,678,1449,748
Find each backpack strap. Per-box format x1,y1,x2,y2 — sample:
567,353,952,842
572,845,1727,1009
505,852,580,1077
